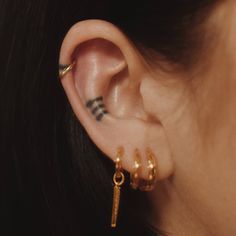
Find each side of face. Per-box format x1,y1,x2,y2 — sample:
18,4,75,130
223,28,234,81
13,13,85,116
59,1,236,235
148,1,236,235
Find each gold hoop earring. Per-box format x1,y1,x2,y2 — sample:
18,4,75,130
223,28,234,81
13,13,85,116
111,146,125,228
58,61,75,79
139,147,157,191
130,148,142,190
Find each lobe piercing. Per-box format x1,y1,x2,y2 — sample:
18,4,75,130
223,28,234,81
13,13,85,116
111,146,125,228
130,148,142,190
139,147,157,191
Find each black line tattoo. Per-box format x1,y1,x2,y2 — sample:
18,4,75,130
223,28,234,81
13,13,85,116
96,110,108,121
92,104,105,115
86,96,108,121
86,96,103,108
92,106,99,115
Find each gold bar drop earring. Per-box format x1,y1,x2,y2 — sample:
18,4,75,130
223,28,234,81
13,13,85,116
111,146,125,228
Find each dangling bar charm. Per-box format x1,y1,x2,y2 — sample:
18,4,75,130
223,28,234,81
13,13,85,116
111,147,125,228
111,185,120,227
111,172,125,227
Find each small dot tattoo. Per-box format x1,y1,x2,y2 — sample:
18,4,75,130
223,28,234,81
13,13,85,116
86,96,108,121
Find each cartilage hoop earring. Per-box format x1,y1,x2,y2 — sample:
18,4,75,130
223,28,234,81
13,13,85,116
59,61,75,79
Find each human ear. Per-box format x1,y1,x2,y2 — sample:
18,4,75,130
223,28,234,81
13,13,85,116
59,19,174,181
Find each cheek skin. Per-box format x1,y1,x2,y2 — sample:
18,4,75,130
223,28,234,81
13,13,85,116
185,2,236,234
141,3,236,234
198,1,236,160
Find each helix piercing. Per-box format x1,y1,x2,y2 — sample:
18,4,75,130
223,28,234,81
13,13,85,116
58,61,75,79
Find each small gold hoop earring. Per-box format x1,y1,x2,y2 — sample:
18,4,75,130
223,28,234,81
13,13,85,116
58,61,75,79
130,148,142,190
139,147,157,191
111,146,125,228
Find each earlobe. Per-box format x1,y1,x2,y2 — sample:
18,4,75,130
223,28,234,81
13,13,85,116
59,19,174,183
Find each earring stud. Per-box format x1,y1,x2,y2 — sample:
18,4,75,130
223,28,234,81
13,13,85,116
58,61,75,79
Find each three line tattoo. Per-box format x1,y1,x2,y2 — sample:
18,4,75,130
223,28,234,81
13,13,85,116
86,96,108,121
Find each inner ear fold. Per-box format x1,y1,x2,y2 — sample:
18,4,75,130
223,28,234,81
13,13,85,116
72,38,147,121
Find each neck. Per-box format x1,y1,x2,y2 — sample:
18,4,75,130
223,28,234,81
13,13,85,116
147,180,213,236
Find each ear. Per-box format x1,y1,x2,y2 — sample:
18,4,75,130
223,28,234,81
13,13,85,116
59,19,174,181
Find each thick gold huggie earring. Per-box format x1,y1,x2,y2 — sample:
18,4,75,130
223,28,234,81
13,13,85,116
111,146,125,228
139,147,157,191
58,61,75,79
130,148,142,190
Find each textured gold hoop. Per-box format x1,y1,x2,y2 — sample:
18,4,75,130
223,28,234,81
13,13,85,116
59,61,75,79
139,147,157,191
130,148,142,190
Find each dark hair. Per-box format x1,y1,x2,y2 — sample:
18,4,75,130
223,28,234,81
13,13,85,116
0,1,218,235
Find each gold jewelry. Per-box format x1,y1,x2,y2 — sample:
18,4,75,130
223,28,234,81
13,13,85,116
130,148,142,190
111,146,125,228
139,147,157,191
58,61,75,79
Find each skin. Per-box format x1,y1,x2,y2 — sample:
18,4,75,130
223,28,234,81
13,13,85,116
59,1,236,235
